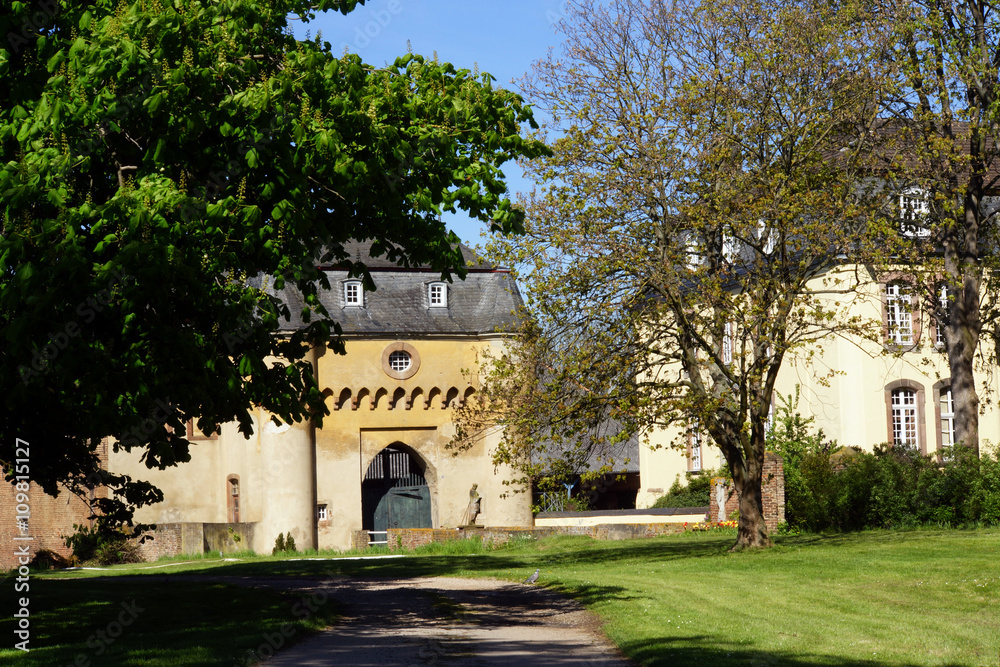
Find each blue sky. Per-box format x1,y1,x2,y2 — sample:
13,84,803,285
299,1,568,245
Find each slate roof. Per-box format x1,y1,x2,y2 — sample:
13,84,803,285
268,241,525,336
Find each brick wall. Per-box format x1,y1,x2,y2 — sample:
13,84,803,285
138,522,256,562
0,441,108,571
708,453,785,532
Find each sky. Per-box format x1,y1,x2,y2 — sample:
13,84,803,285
298,1,570,245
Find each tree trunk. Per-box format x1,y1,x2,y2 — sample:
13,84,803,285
943,168,983,456
729,456,771,550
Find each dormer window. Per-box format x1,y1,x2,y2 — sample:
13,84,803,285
428,282,448,308
900,187,931,237
344,280,363,306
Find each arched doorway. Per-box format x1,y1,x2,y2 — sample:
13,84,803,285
361,445,432,531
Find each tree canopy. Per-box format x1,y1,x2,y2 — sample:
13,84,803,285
460,0,892,549
0,0,546,524
878,0,1000,456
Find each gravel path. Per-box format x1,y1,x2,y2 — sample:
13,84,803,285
238,575,632,666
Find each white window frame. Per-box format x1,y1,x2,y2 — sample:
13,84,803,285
935,283,949,348
891,388,919,450
940,386,955,455
722,321,733,365
885,282,913,345
684,233,705,269
428,282,448,308
757,220,776,255
900,187,931,237
723,232,739,263
317,504,328,521
388,350,411,372
688,423,702,472
344,280,363,306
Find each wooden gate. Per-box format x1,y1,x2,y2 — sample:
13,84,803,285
362,446,431,531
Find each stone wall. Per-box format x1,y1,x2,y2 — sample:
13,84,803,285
351,523,690,552
708,453,785,532
138,522,257,561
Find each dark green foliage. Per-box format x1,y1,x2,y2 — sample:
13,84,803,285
766,391,837,528
766,390,1000,530
0,0,546,530
652,472,714,508
272,531,297,553
788,444,1000,531
64,520,144,565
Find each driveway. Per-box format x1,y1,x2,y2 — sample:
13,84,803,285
244,575,632,666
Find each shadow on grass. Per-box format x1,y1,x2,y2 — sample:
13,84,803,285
0,576,338,666
165,533,740,581
619,635,972,667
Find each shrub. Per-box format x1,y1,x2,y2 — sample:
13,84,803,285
94,538,144,565
272,531,298,554
65,520,146,565
652,471,714,508
788,442,1000,531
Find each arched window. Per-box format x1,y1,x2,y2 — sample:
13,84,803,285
227,475,240,523
891,389,918,449
885,380,925,453
935,381,955,459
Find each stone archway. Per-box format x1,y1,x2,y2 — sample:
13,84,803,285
361,444,433,531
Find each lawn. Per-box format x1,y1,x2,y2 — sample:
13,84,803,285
1,528,997,666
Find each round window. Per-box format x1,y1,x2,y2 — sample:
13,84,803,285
388,350,411,372
381,342,420,379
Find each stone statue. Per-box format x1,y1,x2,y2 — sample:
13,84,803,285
462,483,481,526
715,479,727,521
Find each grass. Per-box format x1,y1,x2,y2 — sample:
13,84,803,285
0,571,339,665
2,528,998,665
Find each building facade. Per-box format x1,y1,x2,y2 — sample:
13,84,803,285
111,242,532,554
637,263,1000,509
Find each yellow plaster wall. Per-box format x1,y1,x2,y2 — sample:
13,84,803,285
637,266,1000,509
313,337,531,550
111,336,531,554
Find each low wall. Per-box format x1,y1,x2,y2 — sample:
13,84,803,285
138,522,257,561
535,507,708,527
351,522,690,551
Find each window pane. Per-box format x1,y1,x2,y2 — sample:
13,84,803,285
891,388,918,449
689,426,701,471
429,283,446,306
345,282,362,305
940,387,955,451
388,350,411,372
886,283,913,345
